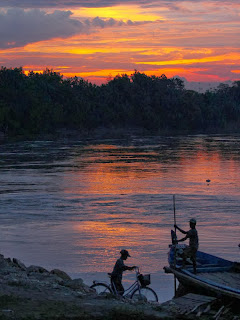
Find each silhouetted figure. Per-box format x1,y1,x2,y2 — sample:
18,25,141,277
111,249,136,295
174,218,199,274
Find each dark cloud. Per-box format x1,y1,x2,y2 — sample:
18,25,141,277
1,0,239,9
0,8,154,49
88,16,155,28
1,0,139,8
91,16,117,28
0,8,85,48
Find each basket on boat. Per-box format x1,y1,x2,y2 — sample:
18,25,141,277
138,274,151,287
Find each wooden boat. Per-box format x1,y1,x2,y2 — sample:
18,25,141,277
164,236,240,301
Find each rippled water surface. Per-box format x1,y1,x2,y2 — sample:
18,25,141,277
0,134,239,301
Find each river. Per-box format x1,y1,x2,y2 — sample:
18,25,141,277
0,134,239,302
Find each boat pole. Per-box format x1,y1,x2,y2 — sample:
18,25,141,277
173,194,176,234
173,194,177,296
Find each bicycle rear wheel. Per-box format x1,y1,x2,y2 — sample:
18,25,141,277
90,283,112,296
131,287,158,302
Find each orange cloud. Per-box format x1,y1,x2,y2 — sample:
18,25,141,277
231,70,240,74
72,5,162,21
0,2,239,85
136,53,240,66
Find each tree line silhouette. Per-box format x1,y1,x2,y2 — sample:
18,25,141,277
0,67,239,136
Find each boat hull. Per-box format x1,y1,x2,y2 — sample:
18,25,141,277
164,245,240,301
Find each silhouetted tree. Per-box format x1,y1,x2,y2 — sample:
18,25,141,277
0,67,239,136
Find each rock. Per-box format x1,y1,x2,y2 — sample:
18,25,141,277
50,269,72,281
27,265,49,274
61,278,95,294
0,255,12,269
2,309,14,316
63,278,84,289
8,278,32,288
12,258,27,271
81,284,96,294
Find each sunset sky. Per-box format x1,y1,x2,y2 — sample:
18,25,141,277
0,0,239,84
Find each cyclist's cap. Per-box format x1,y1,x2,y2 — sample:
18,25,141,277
120,249,131,257
189,218,197,225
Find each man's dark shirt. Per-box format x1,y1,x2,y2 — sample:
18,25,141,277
186,228,199,249
111,258,127,280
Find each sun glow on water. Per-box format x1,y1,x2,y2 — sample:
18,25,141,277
0,135,240,301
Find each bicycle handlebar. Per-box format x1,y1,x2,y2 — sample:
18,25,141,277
134,266,140,273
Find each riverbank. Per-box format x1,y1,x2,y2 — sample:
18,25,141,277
0,253,173,319
1,125,240,145
0,254,238,320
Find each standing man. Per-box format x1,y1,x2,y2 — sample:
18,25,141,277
111,249,136,295
174,218,199,274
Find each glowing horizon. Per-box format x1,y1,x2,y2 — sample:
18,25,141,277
0,0,239,85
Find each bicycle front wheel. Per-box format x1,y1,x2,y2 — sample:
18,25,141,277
90,283,112,296
131,287,158,302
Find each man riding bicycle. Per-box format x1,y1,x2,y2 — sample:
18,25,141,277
111,249,136,295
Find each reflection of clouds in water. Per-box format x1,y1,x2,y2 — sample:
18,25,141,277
61,136,240,198
72,219,170,273
0,135,240,301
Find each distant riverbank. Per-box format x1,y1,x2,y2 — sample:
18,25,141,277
1,125,240,145
1,69,240,140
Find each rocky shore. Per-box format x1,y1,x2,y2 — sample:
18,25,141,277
0,253,172,319
0,254,238,320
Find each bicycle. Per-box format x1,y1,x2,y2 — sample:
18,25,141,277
90,267,158,302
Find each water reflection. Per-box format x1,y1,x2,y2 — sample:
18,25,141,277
0,134,240,301
65,139,240,197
